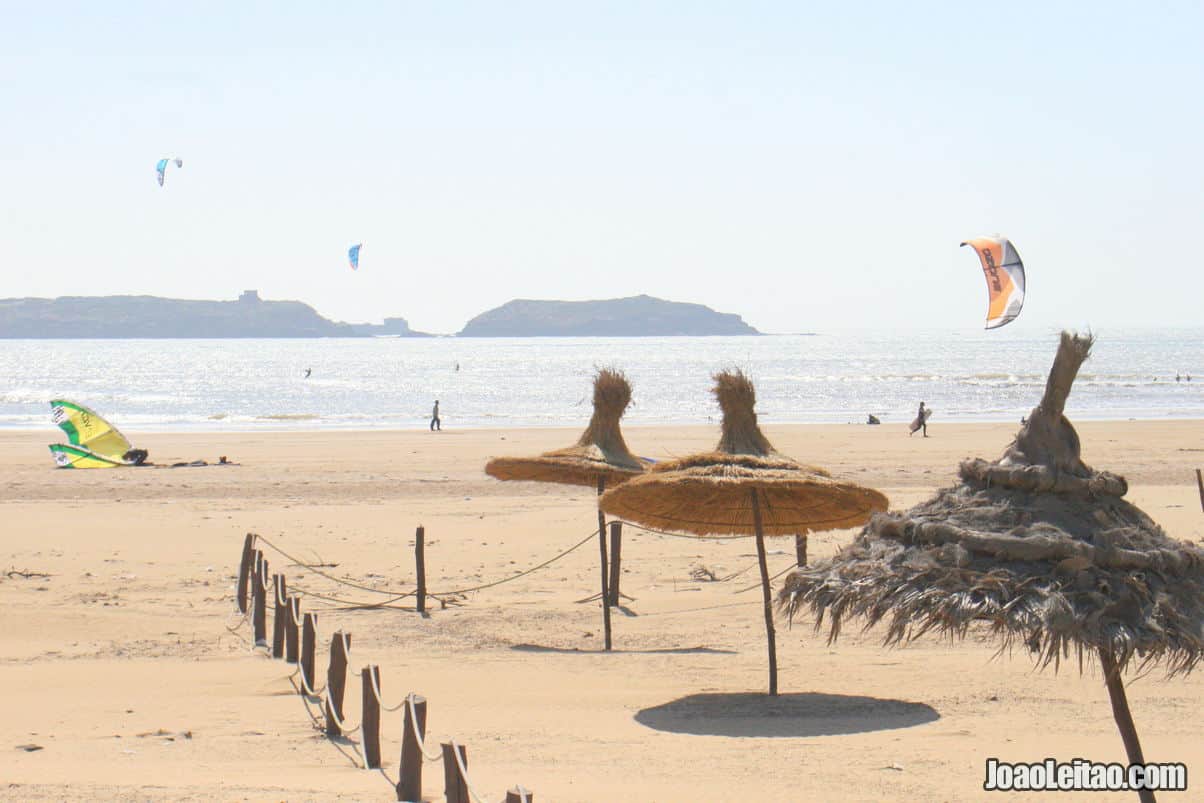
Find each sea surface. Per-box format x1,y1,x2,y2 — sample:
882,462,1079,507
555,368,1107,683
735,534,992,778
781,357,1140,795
1,329,1201,431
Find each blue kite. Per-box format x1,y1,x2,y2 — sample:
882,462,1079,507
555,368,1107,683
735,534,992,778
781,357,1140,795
348,243,362,270
155,158,183,187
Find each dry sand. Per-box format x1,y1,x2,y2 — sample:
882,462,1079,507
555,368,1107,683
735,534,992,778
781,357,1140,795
1,421,1202,801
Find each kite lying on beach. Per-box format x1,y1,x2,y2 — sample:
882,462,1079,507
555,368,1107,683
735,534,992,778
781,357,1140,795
961,235,1026,329
48,399,145,468
48,400,237,469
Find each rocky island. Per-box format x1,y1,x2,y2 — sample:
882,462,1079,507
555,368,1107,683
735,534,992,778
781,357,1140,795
458,295,760,337
0,291,426,339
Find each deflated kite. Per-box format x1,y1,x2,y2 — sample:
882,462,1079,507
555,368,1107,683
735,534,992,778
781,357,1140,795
48,400,146,468
961,235,1026,329
348,243,362,271
156,158,183,187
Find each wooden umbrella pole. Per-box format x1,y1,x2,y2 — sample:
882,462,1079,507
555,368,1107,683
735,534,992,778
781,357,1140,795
750,489,778,696
596,476,613,651
1099,648,1155,803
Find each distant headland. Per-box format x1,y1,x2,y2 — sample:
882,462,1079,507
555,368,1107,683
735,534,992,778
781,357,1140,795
0,291,759,338
0,291,426,339
458,295,760,337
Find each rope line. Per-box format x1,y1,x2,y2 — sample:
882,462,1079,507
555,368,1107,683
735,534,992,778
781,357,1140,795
369,666,407,712
288,585,421,616
290,674,365,770
254,533,418,597
322,687,360,734
223,609,250,635
298,664,327,698
406,694,445,762
639,600,761,617
623,522,750,541
450,737,506,803
427,528,597,597
733,562,797,594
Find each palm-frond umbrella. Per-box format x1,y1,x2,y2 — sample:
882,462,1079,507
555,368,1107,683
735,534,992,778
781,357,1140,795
485,368,646,650
601,370,889,694
778,332,1204,802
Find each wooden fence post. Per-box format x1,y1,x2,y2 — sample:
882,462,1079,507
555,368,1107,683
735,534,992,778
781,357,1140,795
795,534,808,567
324,631,351,737
442,742,469,803
506,787,535,802
398,693,427,802
285,597,300,664
252,559,268,647
272,574,288,658
236,533,255,613
301,612,317,694
248,550,261,595
415,526,427,615
361,665,382,769
1196,468,1203,513
608,521,622,606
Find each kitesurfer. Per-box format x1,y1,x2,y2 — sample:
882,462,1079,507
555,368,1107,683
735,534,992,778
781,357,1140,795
430,400,441,431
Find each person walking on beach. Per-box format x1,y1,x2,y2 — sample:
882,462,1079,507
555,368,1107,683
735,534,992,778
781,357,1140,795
430,400,441,431
910,401,930,438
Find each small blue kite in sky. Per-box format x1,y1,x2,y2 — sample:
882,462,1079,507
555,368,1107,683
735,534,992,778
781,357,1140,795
348,243,362,270
155,158,183,187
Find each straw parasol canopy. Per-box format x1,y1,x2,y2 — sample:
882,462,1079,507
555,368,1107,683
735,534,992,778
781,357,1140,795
484,367,647,651
777,332,1204,801
485,367,645,489
601,369,889,694
600,370,888,536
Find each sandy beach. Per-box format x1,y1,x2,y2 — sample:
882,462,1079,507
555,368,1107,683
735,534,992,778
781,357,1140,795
2,420,1202,802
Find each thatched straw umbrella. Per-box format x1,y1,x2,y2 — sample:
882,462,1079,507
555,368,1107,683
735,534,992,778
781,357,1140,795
601,370,889,694
485,368,646,650
778,332,1204,802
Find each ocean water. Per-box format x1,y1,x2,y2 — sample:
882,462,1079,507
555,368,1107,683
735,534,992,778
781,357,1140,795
1,329,1201,431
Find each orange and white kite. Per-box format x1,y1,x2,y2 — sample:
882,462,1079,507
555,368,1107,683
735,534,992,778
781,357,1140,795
960,235,1026,329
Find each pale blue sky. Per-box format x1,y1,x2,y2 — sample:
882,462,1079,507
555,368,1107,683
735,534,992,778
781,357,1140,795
2,2,1201,334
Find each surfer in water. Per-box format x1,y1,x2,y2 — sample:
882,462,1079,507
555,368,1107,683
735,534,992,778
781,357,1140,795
304,368,312,379
910,401,930,438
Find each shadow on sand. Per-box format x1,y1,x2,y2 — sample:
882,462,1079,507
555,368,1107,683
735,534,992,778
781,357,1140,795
634,692,939,738
511,643,736,655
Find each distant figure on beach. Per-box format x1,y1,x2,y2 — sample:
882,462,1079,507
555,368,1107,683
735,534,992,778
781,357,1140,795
866,414,881,425
455,362,460,372
909,402,930,438
1176,373,1181,382
430,400,441,431
304,368,312,379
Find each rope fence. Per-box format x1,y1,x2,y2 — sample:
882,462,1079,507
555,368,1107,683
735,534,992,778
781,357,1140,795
232,534,536,802
228,517,809,799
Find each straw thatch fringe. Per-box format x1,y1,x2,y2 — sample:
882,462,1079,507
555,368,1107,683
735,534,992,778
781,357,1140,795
713,369,773,456
778,486,1204,677
601,468,889,536
778,330,1204,681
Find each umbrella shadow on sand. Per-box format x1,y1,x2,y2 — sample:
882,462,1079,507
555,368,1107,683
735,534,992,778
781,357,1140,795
634,692,939,738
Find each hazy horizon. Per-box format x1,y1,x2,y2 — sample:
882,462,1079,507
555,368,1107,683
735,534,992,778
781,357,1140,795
3,3,1201,335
